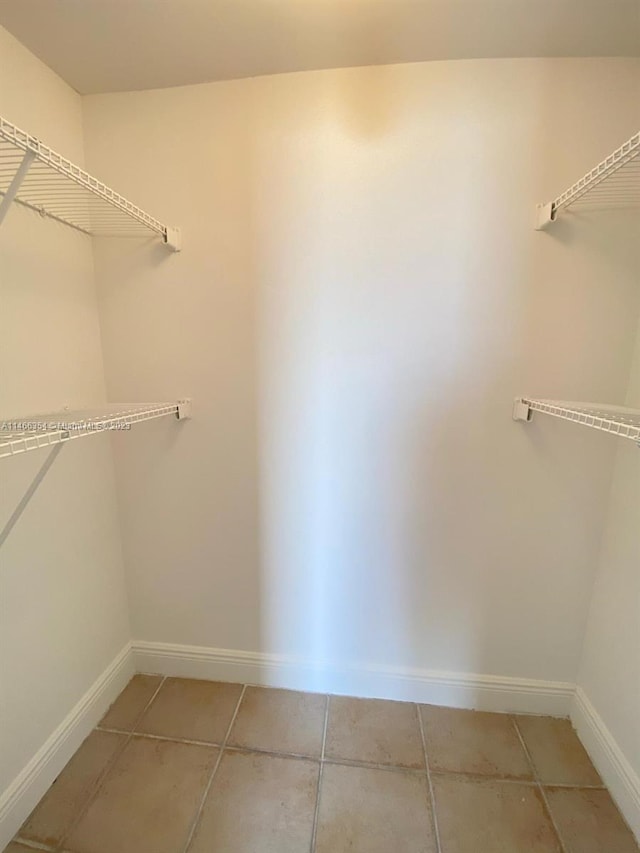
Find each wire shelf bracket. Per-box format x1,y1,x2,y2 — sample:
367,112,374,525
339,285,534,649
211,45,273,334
0,400,192,459
513,397,640,446
535,131,640,230
0,116,181,250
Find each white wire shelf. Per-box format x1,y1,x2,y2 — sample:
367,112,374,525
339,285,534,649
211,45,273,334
0,116,180,250
0,401,192,459
513,398,640,444
535,132,640,229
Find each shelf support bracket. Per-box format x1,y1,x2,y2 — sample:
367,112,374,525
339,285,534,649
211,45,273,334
164,226,181,252
534,202,555,231
0,148,36,227
177,398,192,420
513,398,533,422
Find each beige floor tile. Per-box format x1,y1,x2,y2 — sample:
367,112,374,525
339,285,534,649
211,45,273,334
420,705,533,779
4,844,37,852
188,750,318,853
100,674,162,731
515,716,602,786
325,696,424,768
315,762,436,853
545,787,639,853
135,677,243,743
65,736,218,853
19,730,125,847
227,686,326,757
433,775,562,852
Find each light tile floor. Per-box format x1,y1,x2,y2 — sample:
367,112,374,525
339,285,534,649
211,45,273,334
6,675,639,853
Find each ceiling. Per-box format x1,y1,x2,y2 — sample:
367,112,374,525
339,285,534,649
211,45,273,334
1,0,639,95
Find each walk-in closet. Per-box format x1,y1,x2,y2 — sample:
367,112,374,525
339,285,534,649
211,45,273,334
1,2,639,851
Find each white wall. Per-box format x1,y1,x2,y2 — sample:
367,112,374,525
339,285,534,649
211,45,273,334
576,312,640,804
0,24,131,825
83,58,640,688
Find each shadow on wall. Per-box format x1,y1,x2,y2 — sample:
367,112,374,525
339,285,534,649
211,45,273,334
0,445,63,548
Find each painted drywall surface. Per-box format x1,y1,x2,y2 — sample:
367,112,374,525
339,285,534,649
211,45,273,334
577,315,640,780
2,0,638,94
0,27,130,795
83,59,640,687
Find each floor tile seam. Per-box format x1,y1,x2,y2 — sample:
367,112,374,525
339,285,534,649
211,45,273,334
310,694,330,853
42,677,166,853
94,725,131,735
100,674,168,737
109,730,223,749
180,684,247,853
199,743,557,782
223,743,320,763
416,703,443,853
85,728,596,787
11,839,56,852
320,755,428,775
511,715,568,853
542,783,607,791
320,696,330,764
130,675,171,736
429,770,544,787
87,737,569,782
51,676,168,853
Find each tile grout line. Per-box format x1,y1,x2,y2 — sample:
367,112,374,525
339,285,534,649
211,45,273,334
180,684,247,853
309,694,330,853
98,723,425,774
98,726,322,764
93,723,593,786
31,675,169,853
10,839,56,852
225,743,320,763
510,716,568,853
96,727,224,750
427,771,585,788
416,704,443,853
542,782,605,790
322,755,426,776
129,676,170,737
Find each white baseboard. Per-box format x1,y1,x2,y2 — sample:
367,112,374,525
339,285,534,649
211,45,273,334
571,687,640,842
0,642,134,850
132,640,574,716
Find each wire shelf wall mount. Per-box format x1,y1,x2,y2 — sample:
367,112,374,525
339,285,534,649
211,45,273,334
535,132,640,230
513,398,640,445
0,400,192,459
0,116,181,250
